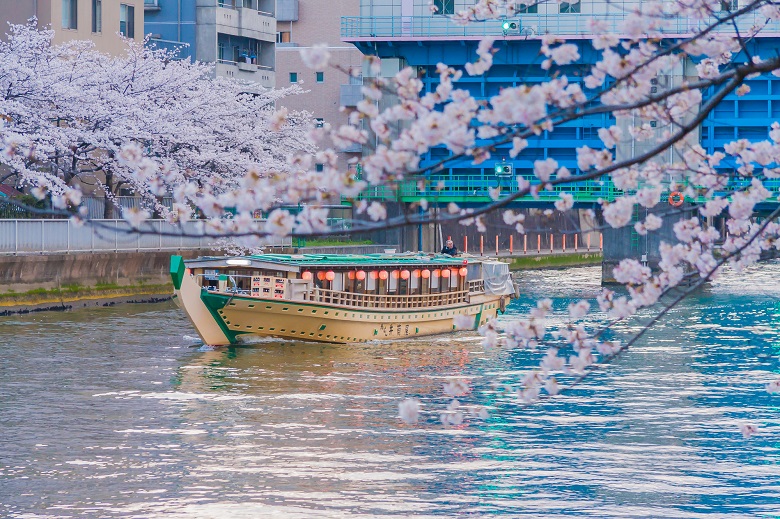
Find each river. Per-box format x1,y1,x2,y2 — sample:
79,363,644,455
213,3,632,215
1,265,779,518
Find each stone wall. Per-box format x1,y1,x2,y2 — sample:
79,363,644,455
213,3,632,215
0,250,209,292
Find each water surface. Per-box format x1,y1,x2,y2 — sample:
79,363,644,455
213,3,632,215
1,265,779,518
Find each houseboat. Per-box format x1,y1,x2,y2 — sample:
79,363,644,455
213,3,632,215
170,252,515,346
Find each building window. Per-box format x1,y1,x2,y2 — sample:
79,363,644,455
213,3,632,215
316,71,324,83
120,4,135,38
92,0,102,33
290,72,298,83
560,0,581,13
721,0,738,10
277,31,291,43
517,2,538,14
433,0,454,15
315,163,324,172
559,0,581,13
62,0,77,29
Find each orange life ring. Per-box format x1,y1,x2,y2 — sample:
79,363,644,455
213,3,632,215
668,191,684,207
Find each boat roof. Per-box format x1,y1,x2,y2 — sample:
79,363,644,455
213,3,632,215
185,253,472,273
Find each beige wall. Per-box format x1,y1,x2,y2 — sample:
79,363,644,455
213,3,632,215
276,0,363,173
0,0,143,54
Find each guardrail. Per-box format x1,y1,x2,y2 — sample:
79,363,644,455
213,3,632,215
0,219,292,255
341,12,780,40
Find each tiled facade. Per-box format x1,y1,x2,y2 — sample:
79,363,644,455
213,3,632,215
276,0,364,173
0,0,144,54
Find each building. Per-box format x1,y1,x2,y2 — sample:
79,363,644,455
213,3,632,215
0,0,144,54
144,0,276,88
341,0,780,258
275,0,364,174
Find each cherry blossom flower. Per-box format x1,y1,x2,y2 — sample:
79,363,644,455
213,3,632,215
443,379,471,397
300,43,331,71
398,398,421,424
740,423,759,439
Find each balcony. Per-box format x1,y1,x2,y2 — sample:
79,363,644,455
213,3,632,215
277,0,299,22
216,5,276,42
216,60,275,88
144,0,160,10
340,84,362,108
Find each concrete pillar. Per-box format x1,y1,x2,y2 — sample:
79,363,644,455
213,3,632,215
603,58,700,284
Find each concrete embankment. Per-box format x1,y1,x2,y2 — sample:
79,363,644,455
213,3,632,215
0,250,209,315
504,251,603,271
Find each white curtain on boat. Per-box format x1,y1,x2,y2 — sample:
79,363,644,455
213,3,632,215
481,262,515,296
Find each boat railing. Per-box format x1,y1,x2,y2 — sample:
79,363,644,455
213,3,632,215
196,272,486,308
310,287,469,309
468,280,484,293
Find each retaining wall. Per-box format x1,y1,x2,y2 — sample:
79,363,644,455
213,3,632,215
0,250,209,292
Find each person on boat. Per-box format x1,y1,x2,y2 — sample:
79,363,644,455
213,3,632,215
441,239,458,256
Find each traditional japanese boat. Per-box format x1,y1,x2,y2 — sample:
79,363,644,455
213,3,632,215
170,252,515,346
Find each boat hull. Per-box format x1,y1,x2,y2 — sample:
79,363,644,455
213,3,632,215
176,274,505,345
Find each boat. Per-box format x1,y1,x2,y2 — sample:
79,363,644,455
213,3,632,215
170,252,515,346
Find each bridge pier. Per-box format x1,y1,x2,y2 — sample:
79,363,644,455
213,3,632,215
601,203,696,284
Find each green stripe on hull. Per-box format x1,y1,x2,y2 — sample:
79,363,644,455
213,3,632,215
199,290,247,345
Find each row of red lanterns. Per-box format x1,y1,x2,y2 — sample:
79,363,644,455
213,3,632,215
301,267,468,281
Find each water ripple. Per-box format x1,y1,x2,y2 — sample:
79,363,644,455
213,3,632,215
1,265,779,517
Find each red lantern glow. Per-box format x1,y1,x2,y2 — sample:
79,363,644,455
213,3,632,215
325,271,335,281
356,270,366,280
391,270,399,279
433,269,441,277
412,269,420,278
421,269,430,279
370,271,378,279
401,270,410,279
317,271,326,280
441,269,450,278
459,267,468,277
347,271,355,280
302,271,313,280
379,270,389,280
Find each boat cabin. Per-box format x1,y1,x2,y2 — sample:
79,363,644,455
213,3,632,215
184,253,496,309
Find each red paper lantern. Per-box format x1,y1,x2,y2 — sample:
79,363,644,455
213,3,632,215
459,267,468,277
401,270,410,280
370,271,378,279
421,269,430,279
317,271,326,280
356,270,366,280
302,271,313,280
379,270,389,280
441,269,450,278
391,270,399,279
325,271,335,281
347,271,355,280
433,269,441,277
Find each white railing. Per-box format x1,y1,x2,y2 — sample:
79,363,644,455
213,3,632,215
0,219,292,255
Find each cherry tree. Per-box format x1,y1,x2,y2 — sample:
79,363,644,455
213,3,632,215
0,22,315,220
3,1,780,431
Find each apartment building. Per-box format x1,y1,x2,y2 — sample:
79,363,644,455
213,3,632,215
275,0,364,173
144,0,276,88
0,0,144,54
